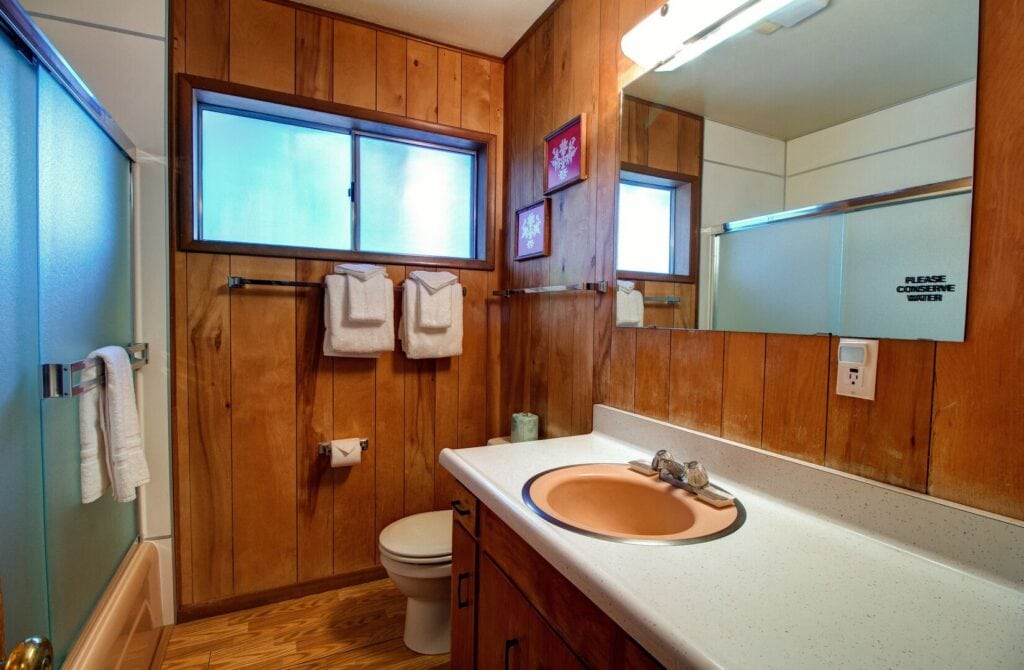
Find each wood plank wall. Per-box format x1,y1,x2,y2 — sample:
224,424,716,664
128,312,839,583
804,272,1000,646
169,0,505,614
504,0,1024,521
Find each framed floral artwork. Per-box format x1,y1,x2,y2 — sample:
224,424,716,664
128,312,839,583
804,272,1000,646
514,199,551,261
543,114,588,195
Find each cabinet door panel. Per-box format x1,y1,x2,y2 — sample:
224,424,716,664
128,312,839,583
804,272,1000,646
477,555,583,670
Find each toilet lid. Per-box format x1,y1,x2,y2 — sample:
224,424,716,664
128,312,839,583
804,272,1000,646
379,510,452,559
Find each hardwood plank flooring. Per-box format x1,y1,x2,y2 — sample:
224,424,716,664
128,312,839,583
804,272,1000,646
161,580,449,670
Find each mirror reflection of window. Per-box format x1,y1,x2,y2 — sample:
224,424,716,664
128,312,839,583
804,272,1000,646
616,173,693,276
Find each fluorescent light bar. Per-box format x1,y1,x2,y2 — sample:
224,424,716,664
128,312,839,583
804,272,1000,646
620,0,750,71
655,0,798,71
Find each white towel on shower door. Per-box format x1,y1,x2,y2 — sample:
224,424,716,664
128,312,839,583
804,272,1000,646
79,361,110,503
79,346,149,503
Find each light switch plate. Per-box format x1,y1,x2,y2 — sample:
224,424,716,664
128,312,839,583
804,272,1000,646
836,338,878,400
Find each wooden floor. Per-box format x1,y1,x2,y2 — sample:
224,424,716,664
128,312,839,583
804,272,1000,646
161,579,450,669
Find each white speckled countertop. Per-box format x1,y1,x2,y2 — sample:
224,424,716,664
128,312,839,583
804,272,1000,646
440,405,1024,670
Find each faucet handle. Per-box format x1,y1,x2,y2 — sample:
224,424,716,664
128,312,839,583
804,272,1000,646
651,449,673,471
684,461,709,488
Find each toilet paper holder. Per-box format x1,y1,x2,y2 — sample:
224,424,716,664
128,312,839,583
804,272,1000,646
318,439,369,456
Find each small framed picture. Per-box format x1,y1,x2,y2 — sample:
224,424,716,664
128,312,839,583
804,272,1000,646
514,199,551,261
543,114,588,195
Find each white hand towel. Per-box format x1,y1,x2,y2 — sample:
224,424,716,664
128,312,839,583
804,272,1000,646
617,279,635,293
408,270,458,329
95,346,149,502
334,263,385,280
323,274,395,357
616,286,645,326
79,362,110,503
337,264,389,324
399,279,464,359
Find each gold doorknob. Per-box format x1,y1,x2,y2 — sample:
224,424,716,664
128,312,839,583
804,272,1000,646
3,637,53,670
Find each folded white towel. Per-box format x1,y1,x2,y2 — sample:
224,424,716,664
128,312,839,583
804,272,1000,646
337,264,389,324
79,361,110,503
324,274,395,357
617,279,636,293
399,279,463,359
89,346,149,503
408,270,458,329
616,286,645,326
334,263,385,280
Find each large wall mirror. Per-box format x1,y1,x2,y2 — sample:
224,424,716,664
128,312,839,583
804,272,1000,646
615,0,979,341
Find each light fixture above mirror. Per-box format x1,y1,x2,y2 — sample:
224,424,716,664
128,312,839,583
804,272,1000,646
621,0,831,72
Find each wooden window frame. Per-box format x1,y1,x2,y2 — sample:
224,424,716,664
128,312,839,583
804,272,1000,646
616,162,702,284
175,73,496,270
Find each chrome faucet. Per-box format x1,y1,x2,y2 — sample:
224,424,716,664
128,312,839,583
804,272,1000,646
651,450,709,489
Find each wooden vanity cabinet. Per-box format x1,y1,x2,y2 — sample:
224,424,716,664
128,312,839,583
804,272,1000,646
477,554,585,669
448,486,666,669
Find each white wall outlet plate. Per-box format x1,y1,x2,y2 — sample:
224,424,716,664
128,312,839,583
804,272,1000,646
836,338,878,400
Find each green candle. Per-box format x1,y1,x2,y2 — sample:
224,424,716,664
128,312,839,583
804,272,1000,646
511,412,539,443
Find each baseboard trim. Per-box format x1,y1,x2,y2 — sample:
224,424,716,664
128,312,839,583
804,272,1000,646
64,541,165,670
176,566,388,622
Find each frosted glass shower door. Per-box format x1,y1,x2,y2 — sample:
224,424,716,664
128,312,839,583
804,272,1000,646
0,27,49,651
37,69,137,665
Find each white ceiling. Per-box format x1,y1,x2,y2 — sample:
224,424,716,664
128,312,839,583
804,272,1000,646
625,0,979,140
291,0,553,57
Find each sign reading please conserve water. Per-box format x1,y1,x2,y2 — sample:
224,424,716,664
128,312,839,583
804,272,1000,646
896,275,958,302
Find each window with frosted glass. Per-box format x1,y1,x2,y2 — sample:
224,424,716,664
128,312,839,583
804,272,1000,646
199,108,353,250
357,136,475,258
617,181,673,274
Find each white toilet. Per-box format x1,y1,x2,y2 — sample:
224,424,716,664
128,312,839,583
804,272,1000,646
379,509,453,655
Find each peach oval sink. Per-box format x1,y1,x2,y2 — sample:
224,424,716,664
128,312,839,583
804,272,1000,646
523,463,745,544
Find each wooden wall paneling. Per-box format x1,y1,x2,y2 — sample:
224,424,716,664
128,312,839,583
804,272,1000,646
185,0,229,79
677,114,702,177
645,107,679,173
332,354,377,573
504,40,533,422
295,11,333,100
458,270,489,449
434,305,460,513
375,32,407,116
186,252,233,603
525,23,553,433
633,329,671,420
295,260,334,581
721,332,766,446
668,330,724,435
929,0,1024,520
761,334,830,463
617,0,649,85
825,338,933,492
543,2,577,438
229,255,298,593
374,265,407,552
228,0,296,93
173,252,193,606
332,20,376,110
437,48,462,127
592,0,622,408
569,0,601,435
461,56,492,133
403,267,437,517
607,327,637,411
486,62,506,441
620,97,647,166
405,40,438,122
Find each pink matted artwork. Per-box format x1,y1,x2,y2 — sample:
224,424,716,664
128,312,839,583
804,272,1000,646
514,199,551,261
543,114,588,195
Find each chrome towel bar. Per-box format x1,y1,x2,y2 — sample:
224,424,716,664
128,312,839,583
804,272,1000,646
228,275,467,295
492,281,607,297
41,342,149,399
644,296,681,304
